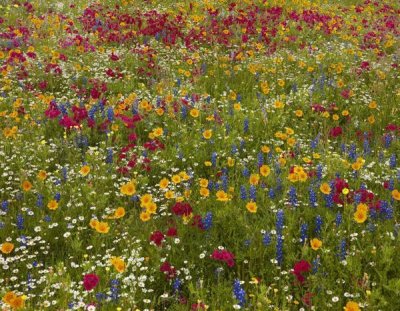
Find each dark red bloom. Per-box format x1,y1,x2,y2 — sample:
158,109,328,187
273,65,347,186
171,202,193,217
292,260,311,285
83,274,99,291
160,261,176,279
166,227,177,237
211,249,235,267
329,126,343,138
150,230,165,247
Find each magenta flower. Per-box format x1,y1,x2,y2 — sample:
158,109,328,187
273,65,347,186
83,274,99,291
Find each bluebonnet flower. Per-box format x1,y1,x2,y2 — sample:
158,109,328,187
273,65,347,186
211,152,217,167
340,143,347,154
44,215,51,222
1,201,9,212
276,209,285,265
243,118,249,133
338,239,346,261
348,143,357,161
335,213,342,227
257,152,264,167
54,192,61,202
276,210,284,235
231,144,238,155
288,186,298,206
316,164,323,181
109,279,119,301
312,257,320,274
249,185,257,201
240,185,247,200
309,187,317,208
276,235,284,266
276,177,283,193
233,279,246,307
36,194,44,208
314,215,323,236
106,148,113,164
221,173,228,192
268,187,276,199
388,179,394,191
17,214,24,230
207,180,214,191
242,167,250,178
389,154,396,169
384,134,392,148
107,107,114,121
263,232,271,246
181,105,187,119
173,278,182,294
203,212,213,230
300,223,308,244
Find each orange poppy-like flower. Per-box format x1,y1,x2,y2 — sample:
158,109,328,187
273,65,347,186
22,180,32,192
47,200,59,210
203,129,212,139
310,238,322,250
216,190,229,202
259,165,271,177
140,212,151,222
246,201,257,213
200,187,210,197
1,242,14,254
159,178,169,189
249,174,260,185
120,181,136,196
320,183,331,195
37,170,47,181
344,301,360,311
95,221,110,234
114,207,126,218
354,209,367,224
79,165,90,176
392,189,400,201
2,291,17,304
110,257,126,273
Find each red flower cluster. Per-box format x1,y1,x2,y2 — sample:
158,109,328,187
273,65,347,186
150,230,165,247
160,261,176,279
171,202,193,217
292,260,311,285
211,249,235,267
83,274,99,291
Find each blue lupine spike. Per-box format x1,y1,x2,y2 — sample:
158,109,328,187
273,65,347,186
36,194,44,207
335,212,342,227
314,215,323,236
288,186,298,206
300,223,308,244
249,185,256,201
240,185,247,200
389,154,396,169
203,212,213,230
233,279,246,307
309,187,317,208
263,232,271,246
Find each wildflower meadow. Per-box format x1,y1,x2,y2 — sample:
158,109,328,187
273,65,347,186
0,0,399,310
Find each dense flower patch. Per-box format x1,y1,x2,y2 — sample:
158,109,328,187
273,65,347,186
0,0,399,310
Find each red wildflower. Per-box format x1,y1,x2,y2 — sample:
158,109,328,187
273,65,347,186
83,274,99,291
211,249,235,267
292,260,311,285
171,202,193,217
150,230,165,247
